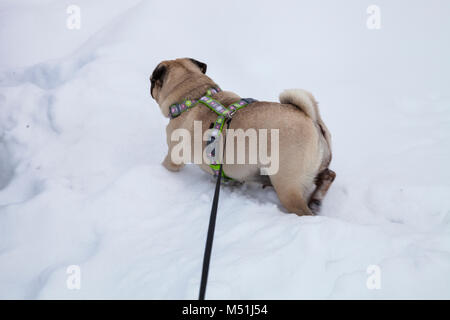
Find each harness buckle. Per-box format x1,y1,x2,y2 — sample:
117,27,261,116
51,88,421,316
228,111,236,118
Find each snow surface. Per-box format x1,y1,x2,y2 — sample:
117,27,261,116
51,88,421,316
1,0,450,299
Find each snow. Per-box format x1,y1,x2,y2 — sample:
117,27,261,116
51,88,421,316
1,0,450,299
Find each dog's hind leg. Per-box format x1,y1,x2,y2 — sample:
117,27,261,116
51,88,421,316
308,168,336,214
269,169,314,216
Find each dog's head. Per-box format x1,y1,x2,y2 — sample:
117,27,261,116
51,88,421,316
150,58,212,117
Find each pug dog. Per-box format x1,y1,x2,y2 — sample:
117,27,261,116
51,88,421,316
150,58,335,216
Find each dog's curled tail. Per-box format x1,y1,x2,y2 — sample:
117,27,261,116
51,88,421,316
279,89,318,122
279,88,332,149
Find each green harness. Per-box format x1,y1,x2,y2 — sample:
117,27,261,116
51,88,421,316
168,87,257,179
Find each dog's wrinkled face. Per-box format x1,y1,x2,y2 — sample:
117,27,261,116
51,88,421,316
150,58,208,117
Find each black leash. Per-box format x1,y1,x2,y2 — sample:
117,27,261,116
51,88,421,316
199,119,231,300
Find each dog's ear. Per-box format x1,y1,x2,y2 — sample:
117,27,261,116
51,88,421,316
189,58,207,74
150,64,167,98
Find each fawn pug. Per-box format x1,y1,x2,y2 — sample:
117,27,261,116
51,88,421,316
150,58,335,215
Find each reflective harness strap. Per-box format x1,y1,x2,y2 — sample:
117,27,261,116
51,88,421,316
169,88,257,180
198,97,257,180
168,87,221,119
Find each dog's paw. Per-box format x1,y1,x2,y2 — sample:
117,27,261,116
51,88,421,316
308,199,321,214
162,156,184,172
320,169,336,183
